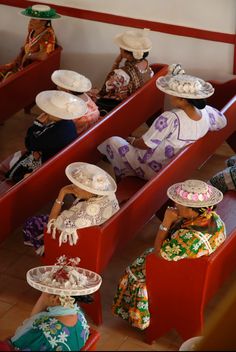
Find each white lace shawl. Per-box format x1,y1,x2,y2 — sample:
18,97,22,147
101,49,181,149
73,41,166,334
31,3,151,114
47,194,120,246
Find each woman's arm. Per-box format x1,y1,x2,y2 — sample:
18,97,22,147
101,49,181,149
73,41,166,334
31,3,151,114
154,207,179,255
127,136,149,150
48,185,73,221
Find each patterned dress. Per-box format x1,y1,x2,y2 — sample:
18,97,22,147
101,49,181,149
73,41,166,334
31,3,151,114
98,106,227,180
0,27,55,82
11,307,89,351
73,93,100,134
99,60,154,101
112,211,226,330
210,155,236,193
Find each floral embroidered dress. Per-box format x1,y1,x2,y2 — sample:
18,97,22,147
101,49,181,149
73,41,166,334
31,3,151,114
24,194,120,254
112,211,226,330
11,306,89,351
73,93,100,134
99,60,154,101
0,27,55,81
98,106,227,181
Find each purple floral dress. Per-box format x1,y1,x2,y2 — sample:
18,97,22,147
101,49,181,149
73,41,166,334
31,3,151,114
98,106,227,180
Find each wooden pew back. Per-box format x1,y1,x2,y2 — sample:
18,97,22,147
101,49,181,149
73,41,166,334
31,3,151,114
0,46,62,123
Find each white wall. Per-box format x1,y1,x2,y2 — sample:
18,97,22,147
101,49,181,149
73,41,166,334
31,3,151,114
0,1,235,87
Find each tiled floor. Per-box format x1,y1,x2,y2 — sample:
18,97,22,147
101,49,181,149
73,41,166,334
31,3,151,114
0,108,235,350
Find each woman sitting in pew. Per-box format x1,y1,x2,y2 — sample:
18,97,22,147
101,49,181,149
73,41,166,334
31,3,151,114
51,69,100,134
210,155,236,193
23,162,120,255
96,29,153,115
5,90,84,182
0,4,60,82
112,179,226,330
98,66,227,180
4,256,101,351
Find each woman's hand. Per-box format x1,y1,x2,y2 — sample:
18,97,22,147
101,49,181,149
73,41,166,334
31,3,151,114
58,184,80,199
162,206,179,228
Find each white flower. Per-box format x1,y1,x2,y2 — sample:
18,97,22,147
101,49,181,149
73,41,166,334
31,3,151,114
183,232,193,240
121,312,129,319
193,242,201,251
143,316,150,323
134,257,145,265
137,302,148,310
48,336,58,348
86,203,100,216
39,322,50,330
58,331,68,343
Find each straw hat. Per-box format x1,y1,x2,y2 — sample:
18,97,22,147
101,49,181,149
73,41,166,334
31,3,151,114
66,162,117,196
156,73,214,99
21,4,61,20
26,256,102,297
52,70,92,93
36,90,87,120
167,180,223,208
114,29,152,60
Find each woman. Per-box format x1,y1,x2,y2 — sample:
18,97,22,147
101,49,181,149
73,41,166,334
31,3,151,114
0,4,60,82
5,90,85,182
51,69,100,134
112,179,226,330
98,67,227,180
210,155,236,193
23,162,120,255
8,255,102,351
96,29,153,115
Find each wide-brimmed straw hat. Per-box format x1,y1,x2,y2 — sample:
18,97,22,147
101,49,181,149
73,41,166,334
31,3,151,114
36,90,87,120
156,73,214,99
26,256,102,297
114,29,152,60
66,162,117,196
21,4,61,20
52,70,92,93
167,179,223,208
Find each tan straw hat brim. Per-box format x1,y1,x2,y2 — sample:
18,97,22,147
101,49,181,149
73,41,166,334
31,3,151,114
156,75,214,99
66,162,117,196
167,182,223,208
52,70,92,93
27,266,102,296
36,90,87,120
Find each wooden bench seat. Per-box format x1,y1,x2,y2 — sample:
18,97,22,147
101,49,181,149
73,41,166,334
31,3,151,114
43,95,236,325
145,190,236,343
0,63,168,243
0,46,62,124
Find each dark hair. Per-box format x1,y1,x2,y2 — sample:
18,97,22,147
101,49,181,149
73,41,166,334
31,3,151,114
73,294,94,304
124,49,149,60
190,205,216,215
186,98,207,109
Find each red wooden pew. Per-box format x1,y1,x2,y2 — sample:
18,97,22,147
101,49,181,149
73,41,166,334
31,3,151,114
145,190,236,343
43,95,236,325
0,46,62,123
0,63,168,242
